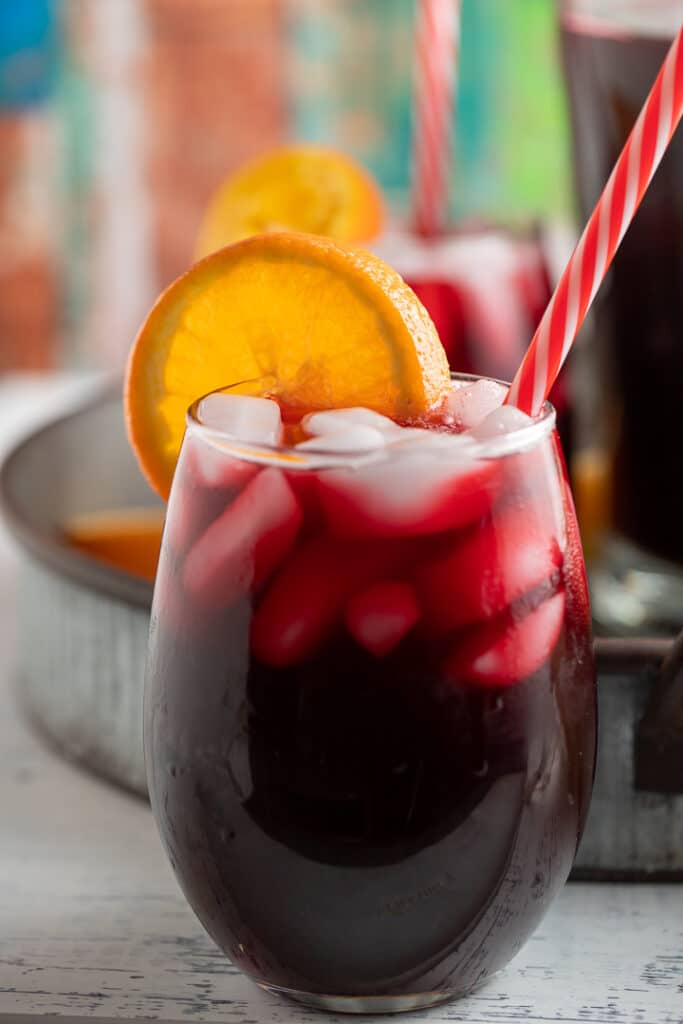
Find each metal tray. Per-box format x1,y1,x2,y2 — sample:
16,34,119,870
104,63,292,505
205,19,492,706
1,389,682,880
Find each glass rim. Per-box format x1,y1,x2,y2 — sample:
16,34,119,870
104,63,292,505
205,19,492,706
185,372,557,471
559,0,682,38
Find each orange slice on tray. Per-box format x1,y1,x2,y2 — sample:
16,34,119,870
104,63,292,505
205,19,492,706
125,231,450,499
194,145,384,259
64,508,165,581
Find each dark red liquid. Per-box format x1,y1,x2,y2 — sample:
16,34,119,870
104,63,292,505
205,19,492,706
145,415,596,1002
562,14,683,564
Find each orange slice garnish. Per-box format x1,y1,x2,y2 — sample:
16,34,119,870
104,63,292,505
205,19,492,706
64,508,165,581
194,145,384,259
125,231,450,499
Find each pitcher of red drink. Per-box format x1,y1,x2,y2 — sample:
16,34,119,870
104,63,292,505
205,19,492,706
560,0,683,634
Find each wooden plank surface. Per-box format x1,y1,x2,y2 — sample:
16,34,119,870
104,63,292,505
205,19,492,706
1,375,683,1023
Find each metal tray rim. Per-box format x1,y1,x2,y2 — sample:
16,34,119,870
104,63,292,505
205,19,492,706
0,384,155,610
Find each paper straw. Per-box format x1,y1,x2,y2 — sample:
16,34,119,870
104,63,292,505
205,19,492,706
410,0,461,238
506,25,683,416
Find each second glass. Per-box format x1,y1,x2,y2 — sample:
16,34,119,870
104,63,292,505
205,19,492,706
144,376,596,1012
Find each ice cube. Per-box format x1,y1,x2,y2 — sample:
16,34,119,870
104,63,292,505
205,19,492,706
297,425,387,453
319,446,500,539
182,429,260,491
183,468,302,609
471,404,533,441
197,393,282,445
250,536,404,668
302,407,402,437
417,502,563,634
389,426,475,453
443,590,566,688
443,379,507,431
345,581,421,658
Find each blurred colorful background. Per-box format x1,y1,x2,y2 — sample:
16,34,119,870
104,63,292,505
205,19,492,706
1,0,572,373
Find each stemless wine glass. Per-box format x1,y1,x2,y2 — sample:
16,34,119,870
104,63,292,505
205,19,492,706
144,374,596,1013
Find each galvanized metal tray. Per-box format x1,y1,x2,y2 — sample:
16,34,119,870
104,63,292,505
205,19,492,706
1,389,681,879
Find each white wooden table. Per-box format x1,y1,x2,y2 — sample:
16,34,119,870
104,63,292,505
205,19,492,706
1,375,683,1024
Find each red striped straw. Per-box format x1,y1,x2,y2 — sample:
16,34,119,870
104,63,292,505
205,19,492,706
506,25,683,416
410,0,461,238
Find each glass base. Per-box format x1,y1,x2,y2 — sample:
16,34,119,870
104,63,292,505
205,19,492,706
260,984,457,1014
590,534,683,637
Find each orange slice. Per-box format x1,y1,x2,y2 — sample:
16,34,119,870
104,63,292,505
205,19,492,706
125,231,450,499
194,145,384,259
64,508,165,581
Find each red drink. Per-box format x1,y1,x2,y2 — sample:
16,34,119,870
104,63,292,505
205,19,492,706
561,1,683,631
145,377,596,1011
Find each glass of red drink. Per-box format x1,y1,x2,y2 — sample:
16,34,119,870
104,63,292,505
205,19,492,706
144,374,596,1012
373,226,573,455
